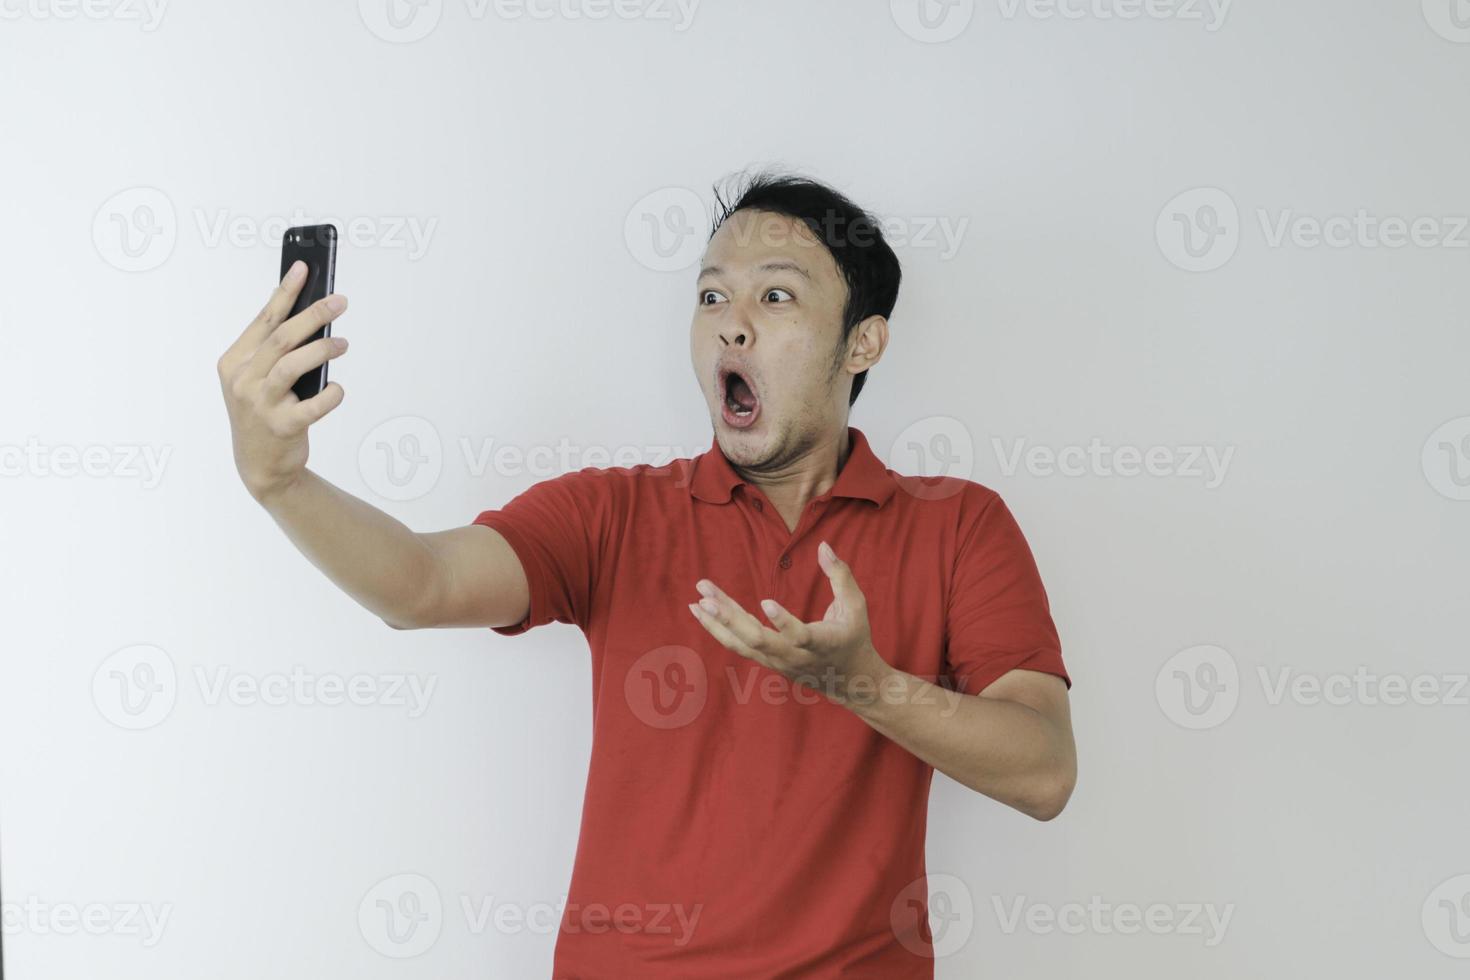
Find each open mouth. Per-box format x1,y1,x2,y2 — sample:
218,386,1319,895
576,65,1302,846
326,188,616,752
719,366,761,429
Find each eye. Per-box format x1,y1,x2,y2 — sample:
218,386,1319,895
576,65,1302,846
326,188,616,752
764,288,793,303
700,289,727,306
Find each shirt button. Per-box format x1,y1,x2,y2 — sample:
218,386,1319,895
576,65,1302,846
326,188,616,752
752,499,763,511
778,554,792,569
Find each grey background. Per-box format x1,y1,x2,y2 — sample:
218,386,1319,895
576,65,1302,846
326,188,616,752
1,0,1467,976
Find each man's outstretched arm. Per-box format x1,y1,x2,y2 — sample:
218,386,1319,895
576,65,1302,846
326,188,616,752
217,264,529,631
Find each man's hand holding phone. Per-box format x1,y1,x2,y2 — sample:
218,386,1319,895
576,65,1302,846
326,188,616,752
216,260,349,504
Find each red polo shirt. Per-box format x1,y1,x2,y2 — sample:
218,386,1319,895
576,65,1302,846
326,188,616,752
470,426,1069,978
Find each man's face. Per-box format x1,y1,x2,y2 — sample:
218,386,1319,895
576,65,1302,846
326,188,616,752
690,209,853,470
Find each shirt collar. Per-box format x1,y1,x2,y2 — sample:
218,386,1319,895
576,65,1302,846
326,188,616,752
683,426,897,508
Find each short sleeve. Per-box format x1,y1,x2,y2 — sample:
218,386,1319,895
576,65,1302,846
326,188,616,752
469,468,613,636
944,490,1070,695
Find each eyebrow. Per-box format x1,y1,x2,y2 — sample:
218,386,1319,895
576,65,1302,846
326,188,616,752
697,260,813,282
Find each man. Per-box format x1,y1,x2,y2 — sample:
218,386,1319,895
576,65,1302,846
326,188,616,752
217,173,1076,977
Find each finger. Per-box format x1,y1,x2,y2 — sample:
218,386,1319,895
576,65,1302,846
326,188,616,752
696,580,779,653
688,602,773,668
224,260,308,368
817,540,866,614
262,335,348,401
758,598,813,648
244,294,347,383
283,381,345,430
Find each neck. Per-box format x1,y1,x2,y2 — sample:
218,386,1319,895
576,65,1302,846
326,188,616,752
732,424,852,530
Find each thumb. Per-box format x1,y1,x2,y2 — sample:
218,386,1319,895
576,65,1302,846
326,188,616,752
817,541,865,612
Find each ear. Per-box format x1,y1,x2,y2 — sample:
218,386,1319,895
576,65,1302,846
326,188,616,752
845,314,889,374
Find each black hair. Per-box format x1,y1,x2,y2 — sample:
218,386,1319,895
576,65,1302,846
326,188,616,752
707,171,901,406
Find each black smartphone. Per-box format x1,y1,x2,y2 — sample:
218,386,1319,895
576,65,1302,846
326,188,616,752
279,223,338,401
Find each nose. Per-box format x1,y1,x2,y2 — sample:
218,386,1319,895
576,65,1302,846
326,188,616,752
719,302,754,347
